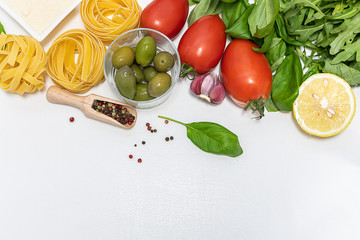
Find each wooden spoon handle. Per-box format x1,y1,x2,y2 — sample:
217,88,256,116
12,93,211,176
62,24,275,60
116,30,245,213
46,86,86,110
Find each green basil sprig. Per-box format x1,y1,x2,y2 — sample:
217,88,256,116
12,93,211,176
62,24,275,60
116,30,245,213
248,0,280,38
158,116,243,158
187,0,224,26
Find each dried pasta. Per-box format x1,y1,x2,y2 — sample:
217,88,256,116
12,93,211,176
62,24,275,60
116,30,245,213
0,33,47,95
46,29,106,93
80,0,142,45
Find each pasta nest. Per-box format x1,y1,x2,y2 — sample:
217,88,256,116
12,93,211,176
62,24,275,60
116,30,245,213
46,29,106,93
0,33,47,95
80,0,142,45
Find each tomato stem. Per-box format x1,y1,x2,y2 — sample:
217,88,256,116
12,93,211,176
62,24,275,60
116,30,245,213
180,63,197,80
244,98,266,120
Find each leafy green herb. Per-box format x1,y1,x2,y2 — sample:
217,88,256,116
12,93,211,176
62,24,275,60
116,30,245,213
188,0,224,26
222,0,249,28
270,52,303,111
225,4,254,39
253,29,275,53
158,116,243,158
323,61,360,86
188,0,201,7
265,37,287,71
0,21,5,34
248,0,280,38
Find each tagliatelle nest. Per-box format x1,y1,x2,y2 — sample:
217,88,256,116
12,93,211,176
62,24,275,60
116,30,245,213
0,33,47,95
46,29,106,93
80,0,142,45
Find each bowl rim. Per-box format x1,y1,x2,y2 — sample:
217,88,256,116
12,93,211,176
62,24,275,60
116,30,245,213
104,27,181,106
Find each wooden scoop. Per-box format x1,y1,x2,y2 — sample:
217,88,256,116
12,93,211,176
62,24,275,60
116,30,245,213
46,85,137,129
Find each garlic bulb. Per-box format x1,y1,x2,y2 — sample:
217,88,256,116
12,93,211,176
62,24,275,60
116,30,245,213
190,72,226,104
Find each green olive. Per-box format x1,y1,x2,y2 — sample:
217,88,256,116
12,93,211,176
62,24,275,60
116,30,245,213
133,84,155,101
112,46,135,69
147,73,171,97
143,66,158,82
153,51,175,72
115,65,136,99
130,64,145,83
135,36,156,67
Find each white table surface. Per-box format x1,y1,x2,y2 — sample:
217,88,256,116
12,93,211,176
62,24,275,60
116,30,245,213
0,1,360,240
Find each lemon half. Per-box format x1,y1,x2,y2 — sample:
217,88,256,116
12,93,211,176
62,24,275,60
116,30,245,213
293,73,356,137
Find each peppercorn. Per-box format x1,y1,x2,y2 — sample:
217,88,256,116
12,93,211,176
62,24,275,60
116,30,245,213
165,120,169,124
129,154,133,159
170,136,174,140
138,158,142,163
165,137,169,141
91,99,135,126
69,117,75,122
142,141,146,145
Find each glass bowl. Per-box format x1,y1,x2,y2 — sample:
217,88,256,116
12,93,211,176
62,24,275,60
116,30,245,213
104,28,181,109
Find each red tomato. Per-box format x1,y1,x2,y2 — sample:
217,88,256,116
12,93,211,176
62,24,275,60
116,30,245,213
178,15,226,75
221,39,272,107
140,0,189,40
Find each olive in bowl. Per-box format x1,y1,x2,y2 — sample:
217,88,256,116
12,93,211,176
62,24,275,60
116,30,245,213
104,28,180,109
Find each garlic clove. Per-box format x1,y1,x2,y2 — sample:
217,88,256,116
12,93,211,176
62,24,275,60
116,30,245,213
190,74,205,95
190,72,226,104
200,72,217,96
209,83,226,104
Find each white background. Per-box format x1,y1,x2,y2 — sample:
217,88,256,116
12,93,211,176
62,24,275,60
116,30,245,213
0,1,360,240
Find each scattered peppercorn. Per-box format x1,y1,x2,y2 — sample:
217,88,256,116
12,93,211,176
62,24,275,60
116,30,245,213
129,154,133,159
154,129,157,132
151,130,154,133
134,144,137,147
146,123,150,127
170,136,174,140
165,137,169,141
165,120,169,124
142,141,146,145
69,117,75,122
138,158,142,163
91,100,135,125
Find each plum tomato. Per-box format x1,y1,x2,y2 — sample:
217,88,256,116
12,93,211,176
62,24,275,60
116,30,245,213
140,0,189,40
220,39,272,118
178,15,226,76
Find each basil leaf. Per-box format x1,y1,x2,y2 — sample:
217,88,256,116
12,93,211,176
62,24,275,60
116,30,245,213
271,52,303,111
265,95,279,112
225,5,254,39
0,22,5,34
248,0,280,38
189,0,201,6
253,29,275,53
158,116,243,158
265,37,287,71
222,0,248,28
188,0,223,26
